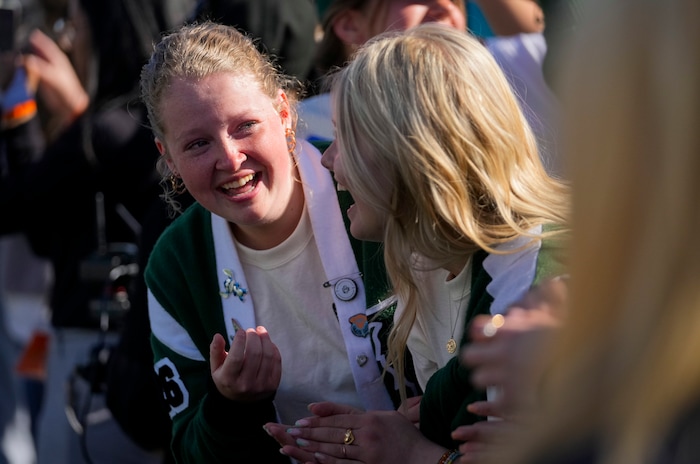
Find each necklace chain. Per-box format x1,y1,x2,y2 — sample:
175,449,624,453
446,265,470,354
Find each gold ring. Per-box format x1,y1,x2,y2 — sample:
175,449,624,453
342,445,347,457
483,314,505,337
343,428,355,445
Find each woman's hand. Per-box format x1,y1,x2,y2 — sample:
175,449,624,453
463,307,557,417
453,277,568,463
209,327,281,402
462,277,567,417
264,403,365,463
452,419,516,463
267,401,447,464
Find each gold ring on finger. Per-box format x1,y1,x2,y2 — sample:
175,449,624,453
343,428,355,445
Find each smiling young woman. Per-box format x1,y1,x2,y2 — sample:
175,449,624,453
139,21,419,463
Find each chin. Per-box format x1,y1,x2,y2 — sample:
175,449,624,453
350,224,383,243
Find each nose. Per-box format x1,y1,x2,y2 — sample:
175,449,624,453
216,139,247,170
321,140,338,172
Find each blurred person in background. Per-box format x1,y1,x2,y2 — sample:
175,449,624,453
456,1,700,463
1,1,52,461
472,0,568,177
301,0,467,148
306,0,564,177
0,0,193,462
192,0,319,87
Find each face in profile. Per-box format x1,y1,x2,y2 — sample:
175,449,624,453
322,135,389,243
155,72,297,231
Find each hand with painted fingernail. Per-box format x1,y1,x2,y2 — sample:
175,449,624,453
273,402,448,464
262,422,318,463
209,326,281,402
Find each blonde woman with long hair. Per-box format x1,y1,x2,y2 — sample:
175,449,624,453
267,24,568,464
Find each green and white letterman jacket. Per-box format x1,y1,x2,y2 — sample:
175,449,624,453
419,226,567,450
145,141,414,463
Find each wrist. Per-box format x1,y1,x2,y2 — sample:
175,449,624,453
66,90,89,122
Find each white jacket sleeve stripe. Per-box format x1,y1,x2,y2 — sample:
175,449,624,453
148,289,206,361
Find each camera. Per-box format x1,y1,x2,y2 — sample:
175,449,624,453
80,242,140,326
0,0,21,53
65,242,139,441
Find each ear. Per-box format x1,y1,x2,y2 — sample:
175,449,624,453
155,137,177,175
332,9,370,47
155,137,166,156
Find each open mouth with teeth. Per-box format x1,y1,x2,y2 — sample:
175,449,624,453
220,173,258,196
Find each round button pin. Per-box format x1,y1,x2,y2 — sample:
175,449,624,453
334,278,357,301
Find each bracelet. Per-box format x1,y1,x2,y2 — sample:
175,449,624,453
438,449,461,464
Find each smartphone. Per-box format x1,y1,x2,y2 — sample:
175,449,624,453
0,1,21,53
